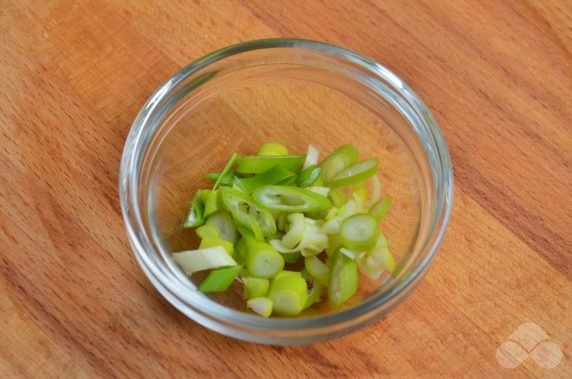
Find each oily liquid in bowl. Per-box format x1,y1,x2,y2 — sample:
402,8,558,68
139,67,426,317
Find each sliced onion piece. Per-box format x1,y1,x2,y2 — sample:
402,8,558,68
303,144,319,169
173,247,237,275
247,297,273,318
281,213,305,249
340,213,379,252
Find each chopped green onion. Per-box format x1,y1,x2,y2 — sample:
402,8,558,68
308,186,330,197
237,226,257,244
204,190,222,217
235,237,249,261
326,233,343,256
328,188,345,208
220,187,276,237
357,246,395,279
340,213,379,251
248,213,265,241
304,256,329,286
278,175,297,186
369,196,392,221
195,225,220,239
213,152,239,190
199,237,234,256
257,142,288,156
340,247,359,260
330,158,379,188
304,281,324,309
178,142,393,317
235,155,305,174
281,213,305,249
370,247,395,272
328,248,358,308
173,246,237,275
320,144,358,184
247,242,285,279
281,251,301,263
303,144,320,170
205,211,237,243
253,185,332,213
206,171,235,186
199,265,242,293
184,195,205,228
297,164,322,187
274,270,303,281
236,166,295,193
244,277,270,299
269,275,308,316
247,297,273,317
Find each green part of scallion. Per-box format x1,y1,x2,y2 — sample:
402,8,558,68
328,248,358,308
235,155,305,174
246,242,285,279
340,213,380,252
252,185,332,213
199,265,242,293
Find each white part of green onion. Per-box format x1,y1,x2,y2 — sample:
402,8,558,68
352,192,364,211
173,247,237,275
303,144,319,169
308,186,330,197
304,256,329,286
205,211,237,243
247,297,273,318
340,247,359,260
340,213,379,252
282,213,305,249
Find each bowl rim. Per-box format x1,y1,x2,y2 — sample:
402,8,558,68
119,38,454,343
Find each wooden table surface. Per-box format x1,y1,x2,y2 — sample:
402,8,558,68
1,0,571,377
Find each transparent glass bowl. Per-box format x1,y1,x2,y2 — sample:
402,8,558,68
119,39,453,345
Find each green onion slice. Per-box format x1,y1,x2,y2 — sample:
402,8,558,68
246,242,285,279
213,152,239,190
302,144,319,170
320,144,358,184
304,256,329,286
173,246,236,275
269,275,308,316
205,211,237,243
235,155,305,174
281,213,305,249
257,142,289,156
204,190,222,217
253,185,332,213
243,277,270,299
340,213,379,252
195,224,220,239
328,248,358,308
297,164,322,187
304,281,324,309
199,265,242,293
369,196,392,221
184,193,206,228
247,297,273,318
236,166,295,193
330,158,379,188
199,237,234,256
206,171,235,186
220,187,276,237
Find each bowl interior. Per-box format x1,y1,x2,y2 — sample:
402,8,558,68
139,50,430,317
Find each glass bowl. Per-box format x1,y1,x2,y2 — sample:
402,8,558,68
119,38,453,345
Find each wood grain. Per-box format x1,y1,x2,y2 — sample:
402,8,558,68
1,0,571,378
